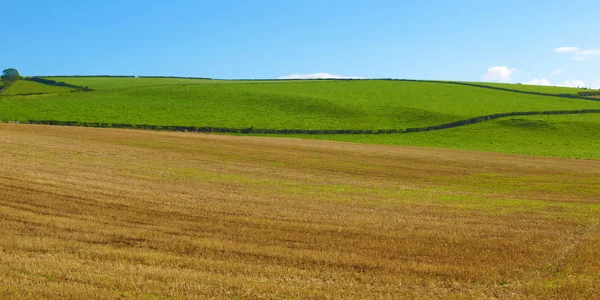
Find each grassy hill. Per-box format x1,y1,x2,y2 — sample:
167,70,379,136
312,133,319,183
1,77,599,158
1,80,74,96
2,80,600,129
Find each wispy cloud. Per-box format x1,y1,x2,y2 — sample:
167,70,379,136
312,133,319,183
278,73,362,80
523,78,551,86
554,47,579,53
554,46,600,60
551,69,563,76
482,66,517,82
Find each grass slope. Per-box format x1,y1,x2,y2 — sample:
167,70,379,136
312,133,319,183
279,113,600,159
2,124,600,299
1,80,600,130
1,80,74,96
2,77,598,159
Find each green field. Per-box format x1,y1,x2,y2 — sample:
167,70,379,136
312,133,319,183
0,80,74,96
1,77,599,159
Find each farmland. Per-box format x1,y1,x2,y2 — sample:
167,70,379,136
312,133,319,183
1,76,599,298
1,79,599,130
1,77,600,159
1,124,599,298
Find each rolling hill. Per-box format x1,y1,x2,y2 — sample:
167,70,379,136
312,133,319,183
1,76,599,159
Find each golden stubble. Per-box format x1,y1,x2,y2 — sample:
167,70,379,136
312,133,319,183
0,124,599,299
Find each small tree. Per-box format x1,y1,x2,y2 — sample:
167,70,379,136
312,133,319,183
1,68,21,82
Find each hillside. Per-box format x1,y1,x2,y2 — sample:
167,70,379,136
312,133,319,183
2,80,600,129
0,80,74,96
1,124,599,298
1,77,599,159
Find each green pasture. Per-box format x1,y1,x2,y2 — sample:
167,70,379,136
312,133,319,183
1,77,599,159
2,80,600,130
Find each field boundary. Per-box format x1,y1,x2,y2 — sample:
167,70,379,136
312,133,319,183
3,109,600,135
385,79,600,101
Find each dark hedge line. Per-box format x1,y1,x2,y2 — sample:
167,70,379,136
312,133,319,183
578,91,600,96
24,77,93,91
6,109,600,135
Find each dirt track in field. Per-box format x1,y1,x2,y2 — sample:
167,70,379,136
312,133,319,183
1,124,599,299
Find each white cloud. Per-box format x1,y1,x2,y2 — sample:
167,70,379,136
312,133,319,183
524,78,552,86
558,80,585,88
482,66,517,82
278,73,362,80
593,79,600,89
573,56,588,61
554,47,579,53
551,69,563,76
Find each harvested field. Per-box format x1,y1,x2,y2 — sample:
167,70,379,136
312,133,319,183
1,124,599,299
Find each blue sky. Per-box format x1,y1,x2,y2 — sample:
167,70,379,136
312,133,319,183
4,0,599,87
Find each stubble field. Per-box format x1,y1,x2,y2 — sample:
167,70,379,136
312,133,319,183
1,124,599,299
